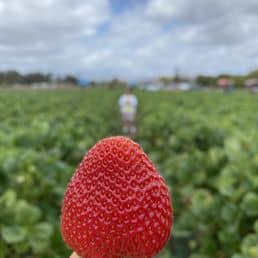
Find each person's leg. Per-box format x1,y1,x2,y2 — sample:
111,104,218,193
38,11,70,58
121,113,128,134
122,115,129,134
130,122,136,136
128,113,136,138
123,120,129,134
123,112,134,135
121,112,137,137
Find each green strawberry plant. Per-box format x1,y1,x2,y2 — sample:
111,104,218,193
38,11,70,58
0,88,258,257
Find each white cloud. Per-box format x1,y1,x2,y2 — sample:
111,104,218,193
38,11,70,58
146,0,177,21
1,0,258,80
0,0,110,74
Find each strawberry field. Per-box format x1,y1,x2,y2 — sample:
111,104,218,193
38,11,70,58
0,88,258,258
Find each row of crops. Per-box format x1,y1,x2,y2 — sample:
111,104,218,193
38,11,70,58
0,88,258,258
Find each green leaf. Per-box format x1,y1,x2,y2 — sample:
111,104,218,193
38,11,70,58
221,204,238,221
232,255,244,258
30,238,50,253
0,190,16,208
241,193,258,216
254,220,258,233
28,222,53,253
0,238,7,258
13,242,30,254
241,234,258,257
32,222,54,239
215,168,236,197
15,200,42,225
1,226,26,244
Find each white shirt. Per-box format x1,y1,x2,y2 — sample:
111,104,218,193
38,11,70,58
119,94,138,114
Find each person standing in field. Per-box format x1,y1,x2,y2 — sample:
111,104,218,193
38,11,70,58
118,87,138,138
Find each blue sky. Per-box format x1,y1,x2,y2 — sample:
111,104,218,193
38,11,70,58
110,0,140,14
1,0,258,81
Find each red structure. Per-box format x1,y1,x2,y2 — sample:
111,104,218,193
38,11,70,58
217,78,232,89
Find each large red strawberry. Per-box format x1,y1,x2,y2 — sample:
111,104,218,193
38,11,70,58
61,136,173,258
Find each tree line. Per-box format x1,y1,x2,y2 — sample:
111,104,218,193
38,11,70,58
2,68,258,88
0,70,79,86
196,69,258,88
158,69,258,88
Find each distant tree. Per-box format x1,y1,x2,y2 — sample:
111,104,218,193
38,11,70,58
63,75,79,85
88,81,97,87
217,74,231,79
248,69,258,78
0,70,24,85
174,74,181,83
195,75,216,87
231,76,245,88
216,75,245,88
160,77,174,85
24,73,51,84
159,76,188,85
108,79,128,89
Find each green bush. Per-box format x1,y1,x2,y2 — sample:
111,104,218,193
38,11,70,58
0,88,258,257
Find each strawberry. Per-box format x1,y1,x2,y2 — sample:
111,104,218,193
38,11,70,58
61,136,173,258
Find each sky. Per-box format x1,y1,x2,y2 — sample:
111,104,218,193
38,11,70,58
1,0,258,81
